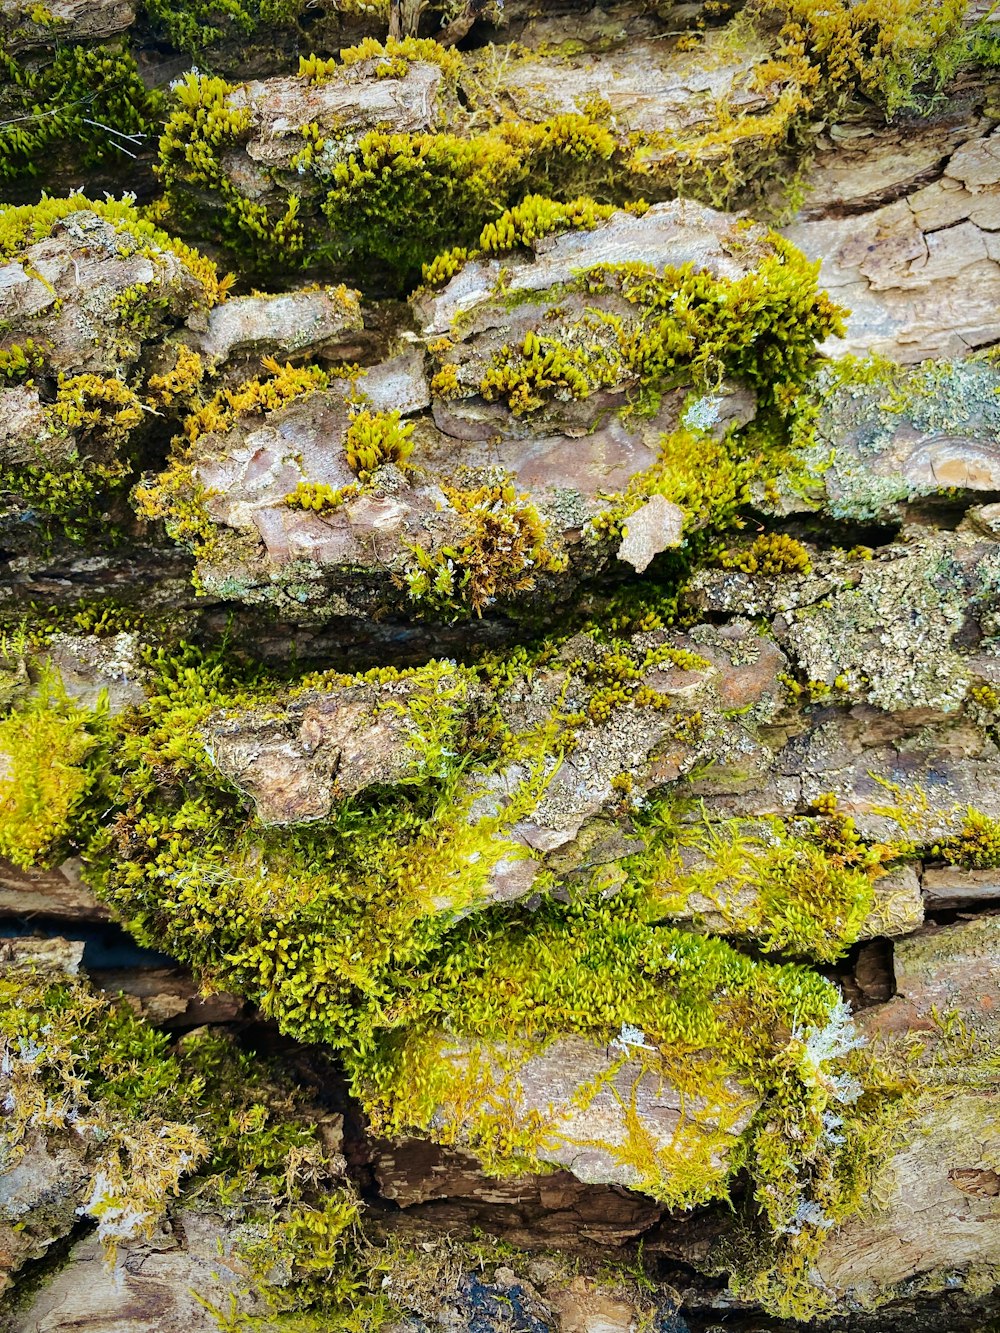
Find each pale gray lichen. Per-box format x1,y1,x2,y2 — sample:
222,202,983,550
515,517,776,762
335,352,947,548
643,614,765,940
782,533,977,713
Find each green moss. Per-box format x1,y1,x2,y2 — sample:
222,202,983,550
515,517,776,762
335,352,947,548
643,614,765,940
0,952,365,1316
760,0,994,118
344,408,414,480
434,240,843,427
0,194,227,305
0,673,107,869
285,480,359,512
404,480,568,618
0,339,45,382
628,799,907,960
0,374,146,543
422,193,621,286
937,808,1000,870
0,45,162,183
2,631,909,1320
144,0,301,57
157,61,630,285
717,531,812,575
346,891,905,1268
333,34,465,80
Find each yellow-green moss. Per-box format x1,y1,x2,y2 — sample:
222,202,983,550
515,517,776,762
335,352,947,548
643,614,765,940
285,480,359,512
181,357,328,443
0,674,105,868
0,374,148,542
0,955,361,1311
435,241,843,429
344,408,415,480
7,637,906,1320
628,800,905,960
422,193,620,286
0,194,227,306
145,0,300,57
717,531,812,575
404,481,568,617
937,808,1000,870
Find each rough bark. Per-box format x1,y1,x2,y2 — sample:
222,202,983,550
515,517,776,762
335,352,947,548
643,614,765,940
5,1,1000,1329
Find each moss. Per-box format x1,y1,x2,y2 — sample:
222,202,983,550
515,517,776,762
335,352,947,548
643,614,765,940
0,45,162,183
628,798,906,961
4,634,906,1318
343,408,414,480
422,193,619,286
0,959,206,1262
0,374,147,543
937,808,1000,870
435,240,843,426
0,673,106,868
146,344,206,408
181,357,328,443
144,0,301,57
0,952,364,1314
285,480,359,512
0,339,45,382
158,65,626,286
717,532,812,575
336,34,465,80
132,462,220,563
760,0,990,118
317,127,536,285
0,194,228,307
404,480,568,617
346,891,905,1276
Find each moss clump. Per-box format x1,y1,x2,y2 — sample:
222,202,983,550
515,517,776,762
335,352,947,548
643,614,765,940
0,675,106,869
285,480,359,512
422,193,620,286
631,0,998,210
344,408,414,480
145,0,300,57
157,60,626,285
0,339,45,382
404,481,568,617
717,531,813,575
1,374,146,542
135,358,334,560
629,800,907,960
0,957,207,1264
181,356,328,443
146,344,206,408
436,238,843,423
0,45,162,183
1,951,369,1319
760,0,994,119
334,34,465,79
937,808,1000,869
347,893,903,1266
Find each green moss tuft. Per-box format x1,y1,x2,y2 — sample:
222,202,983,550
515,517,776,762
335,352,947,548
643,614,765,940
0,45,162,183
0,673,107,869
404,481,568,617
